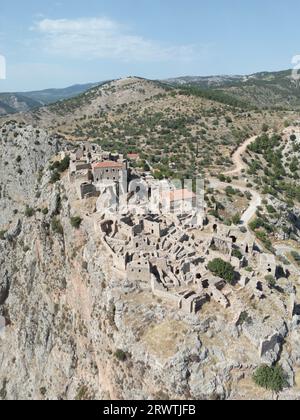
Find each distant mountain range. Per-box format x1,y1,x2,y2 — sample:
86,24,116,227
1,69,300,116
163,69,300,109
0,82,106,116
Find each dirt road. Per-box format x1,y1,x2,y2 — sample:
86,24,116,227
209,179,262,226
224,135,258,176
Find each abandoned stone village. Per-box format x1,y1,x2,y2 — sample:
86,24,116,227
64,142,299,365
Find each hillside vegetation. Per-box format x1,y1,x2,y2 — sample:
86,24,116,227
6,77,295,180
166,70,300,110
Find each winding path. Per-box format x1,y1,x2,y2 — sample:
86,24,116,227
224,135,258,177
209,133,262,226
208,179,262,225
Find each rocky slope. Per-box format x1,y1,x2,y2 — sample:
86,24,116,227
0,83,105,116
1,76,294,182
0,95,41,116
0,122,65,226
165,70,300,110
1,122,300,400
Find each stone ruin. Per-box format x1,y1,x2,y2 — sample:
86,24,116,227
64,144,292,333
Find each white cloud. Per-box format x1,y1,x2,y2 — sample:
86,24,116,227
33,17,197,62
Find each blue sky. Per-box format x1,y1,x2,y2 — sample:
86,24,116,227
0,0,299,91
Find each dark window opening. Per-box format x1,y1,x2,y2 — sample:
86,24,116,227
202,280,209,289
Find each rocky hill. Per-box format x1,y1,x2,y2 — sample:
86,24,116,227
1,79,300,401
165,70,300,110
1,123,300,400
5,76,295,180
2,68,300,117
0,82,104,116
0,94,41,116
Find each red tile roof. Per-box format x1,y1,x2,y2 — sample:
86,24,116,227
127,153,140,160
92,161,124,169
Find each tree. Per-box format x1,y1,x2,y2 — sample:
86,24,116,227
253,365,287,393
289,157,298,173
50,171,61,184
232,213,241,225
50,156,70,173
249,218,264,231
208,258,235,284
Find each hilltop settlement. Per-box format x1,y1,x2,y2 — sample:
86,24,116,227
64,140,299,367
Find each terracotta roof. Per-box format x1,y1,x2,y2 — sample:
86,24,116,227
127,153,140,160
165,189,196,202
92,161,124,169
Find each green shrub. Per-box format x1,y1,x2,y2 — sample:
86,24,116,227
225,186,236,196
50,156,70,173
237,311,252,326
58,156,70,172
0,230,7,240
42,208,49,215
232,213,241,225
253,365,287,393
70,216,82,229
25,206,35,218
40,387,47,397
50,171,61,184
291,251,300,266
115,349,127,362
265,275,276,288
208,258,235,284
75,385,91,401
232,249,243,260
255,230,272,251
266,205,276,214
249,218,264,231
51,218,63,235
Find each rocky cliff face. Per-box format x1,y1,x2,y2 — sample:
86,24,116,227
0,122,64,226
1,123,300,400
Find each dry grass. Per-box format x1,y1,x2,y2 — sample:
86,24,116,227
142,320,188,360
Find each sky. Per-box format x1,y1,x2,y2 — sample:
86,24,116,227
0,0,300,92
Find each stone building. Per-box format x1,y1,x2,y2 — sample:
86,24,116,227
92,161,126,183
79,182,99,199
